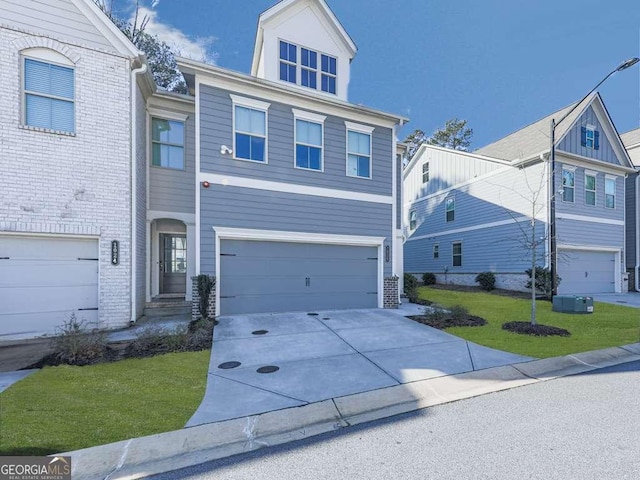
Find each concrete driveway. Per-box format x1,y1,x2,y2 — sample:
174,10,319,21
592,292,640,308
186,304,533,427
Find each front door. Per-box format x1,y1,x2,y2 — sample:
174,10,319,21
159,234,187,294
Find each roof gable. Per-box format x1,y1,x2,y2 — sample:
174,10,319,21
621,128,640,149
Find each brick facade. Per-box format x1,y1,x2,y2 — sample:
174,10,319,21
383,276,400,309
0,27,134,330
191,276,217,320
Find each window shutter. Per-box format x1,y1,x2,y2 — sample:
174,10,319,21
594,130,600,150
580,126,587,147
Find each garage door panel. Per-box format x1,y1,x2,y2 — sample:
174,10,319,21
0,285,98,313
557,250,616,294
0,261,98,287
0,309,99,336
220,240,379,315
1,236,98,259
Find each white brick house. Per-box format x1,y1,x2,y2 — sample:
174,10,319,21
0,0,153,338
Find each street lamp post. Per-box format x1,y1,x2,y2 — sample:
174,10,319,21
549,57,640,297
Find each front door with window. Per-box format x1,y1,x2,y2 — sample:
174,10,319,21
159,234,187,294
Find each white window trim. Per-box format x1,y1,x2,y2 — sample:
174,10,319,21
452,240,463,267
433,243,439,259
320,53,338,95
230,94,270,164
584,171,597,207
277,39,338,96
561,168,575,203
605,175,616,209
293,110,325,173
150,116,186,171
409,210,417,230
21,54,76,134
147,107,189,122
279,40,297,84
585,124,596,149
345,121,374,180
422,162,430,184
445,196,455,222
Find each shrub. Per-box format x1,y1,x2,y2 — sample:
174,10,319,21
422,304,447,322
126,325,190,358
525,267,561,299
197,274,215,319
449,305,469,321
422,272,436,285
52,314,108,366
404,273,420,302
475,271,496,291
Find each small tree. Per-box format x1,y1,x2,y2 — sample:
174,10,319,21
403,129,427,160
525,267,560,300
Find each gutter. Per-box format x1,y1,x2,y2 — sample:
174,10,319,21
130,62,148,323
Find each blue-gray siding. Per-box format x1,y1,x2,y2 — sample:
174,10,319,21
148,109,196,214
558,105,621,165
199,184,392,277
396,153,402,229
199,85,393,197
625,173,637,268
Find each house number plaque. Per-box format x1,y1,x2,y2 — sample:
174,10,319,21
111,240,120,265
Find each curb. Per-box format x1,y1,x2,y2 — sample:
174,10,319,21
63,343,640,480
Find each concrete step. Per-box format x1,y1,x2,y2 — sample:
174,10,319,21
144,301,190,317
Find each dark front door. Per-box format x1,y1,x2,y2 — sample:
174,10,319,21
159,234,187,294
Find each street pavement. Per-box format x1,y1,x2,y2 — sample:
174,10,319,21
148,360,640,480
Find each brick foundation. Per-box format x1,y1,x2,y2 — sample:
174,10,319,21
383,276,399,309
191,276,217,320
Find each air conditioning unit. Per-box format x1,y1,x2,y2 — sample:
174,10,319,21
552,295,594,314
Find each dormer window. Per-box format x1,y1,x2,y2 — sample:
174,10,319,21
581,125,600,150
278,40,337,95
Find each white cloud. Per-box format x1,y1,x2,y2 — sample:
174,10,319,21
133,6,217,64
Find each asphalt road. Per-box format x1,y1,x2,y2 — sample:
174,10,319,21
148,361,640,480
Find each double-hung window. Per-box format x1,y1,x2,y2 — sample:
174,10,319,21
279,41,297,84
321,54,337,94
293,110,325,171
409,211,417,230
562,168,575,203
452,242,462,267
231,95,270,163
301,48,318,89
433,243,439,259
346,122,374,179
152,118,185,169
581,125,599,150
23,57,75,133
605,176,616,208
445,197,455,222
585,172,596,206
422,162,430,183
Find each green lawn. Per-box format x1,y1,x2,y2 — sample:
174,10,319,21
0,350,210,456
418,287,640,358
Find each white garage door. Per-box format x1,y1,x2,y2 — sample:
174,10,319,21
220,240,379,315
0,235,99,337
557,249,616,294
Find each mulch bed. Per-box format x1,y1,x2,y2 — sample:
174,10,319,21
407,314,487,330
502,321,571,337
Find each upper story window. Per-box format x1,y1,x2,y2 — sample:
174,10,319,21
293,109,326,172
231,95,270,163
433,243,439,259
346,122,374,179
445,197,455,222
585,172,596,206
581,125,600,150
605,176,616,209
409,211,417,230
422,162,430,183
321,54,337,94
562,168,575,203
23,57,75,133
278,40,337,95
452,241,462,267
152,118,185,169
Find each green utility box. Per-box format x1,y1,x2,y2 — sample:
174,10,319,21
552,295,594,314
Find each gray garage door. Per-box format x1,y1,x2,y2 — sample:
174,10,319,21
219,240,379,315
557,249,616,294
0,235,99,337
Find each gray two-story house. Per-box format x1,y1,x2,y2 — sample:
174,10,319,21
150,0,407,315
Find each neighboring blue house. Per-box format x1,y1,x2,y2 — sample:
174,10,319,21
621,128,640,290
172,0,407,315
403,93,635,295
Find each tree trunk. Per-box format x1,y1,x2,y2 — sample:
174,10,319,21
530,213,537,326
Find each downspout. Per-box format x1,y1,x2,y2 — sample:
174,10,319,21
636,173,640,291
131,62,148,323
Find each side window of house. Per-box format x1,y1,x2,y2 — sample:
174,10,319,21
279,40,337,95
231,96,270,163
585,172,596,206
452,242,462,267
321,54,337,94
605,177,616,208
151,118,185,169
293,110,325,172
23,57,75,133
346,123,373,179
279,41,297,84
445,197,455,222
562,169,575,202
433,243,439,259
409,211,416,230
581,125,600,150
422,162,430,184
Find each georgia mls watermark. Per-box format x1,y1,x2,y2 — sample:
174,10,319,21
0,456,71,480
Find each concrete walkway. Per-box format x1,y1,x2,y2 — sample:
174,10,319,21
187,304,533,427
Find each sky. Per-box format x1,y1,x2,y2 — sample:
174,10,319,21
120,0,640,149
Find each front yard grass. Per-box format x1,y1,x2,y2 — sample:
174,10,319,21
418,287,640,358
0,350,209,456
